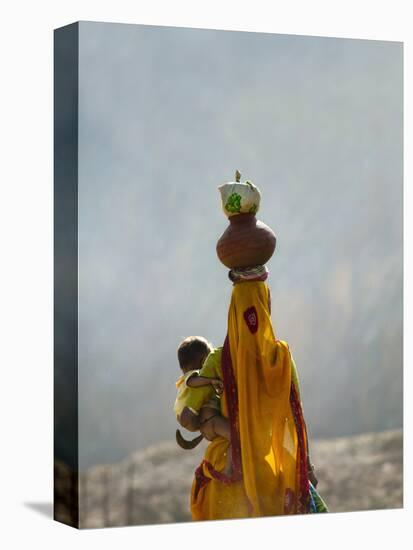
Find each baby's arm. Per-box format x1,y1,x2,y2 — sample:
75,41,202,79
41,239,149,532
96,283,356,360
186,374,224,394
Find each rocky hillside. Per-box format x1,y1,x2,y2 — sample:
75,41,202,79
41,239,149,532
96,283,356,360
56,428,403,528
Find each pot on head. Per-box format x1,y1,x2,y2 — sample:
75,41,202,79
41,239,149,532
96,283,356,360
216,172,276,269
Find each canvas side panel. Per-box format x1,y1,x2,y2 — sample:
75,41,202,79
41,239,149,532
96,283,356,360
54,22,79,529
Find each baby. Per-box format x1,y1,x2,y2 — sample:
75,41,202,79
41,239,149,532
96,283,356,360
174,336,231,450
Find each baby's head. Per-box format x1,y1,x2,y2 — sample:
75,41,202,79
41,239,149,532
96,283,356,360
177,336,212,373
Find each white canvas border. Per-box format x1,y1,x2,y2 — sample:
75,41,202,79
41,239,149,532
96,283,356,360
0,1,410,549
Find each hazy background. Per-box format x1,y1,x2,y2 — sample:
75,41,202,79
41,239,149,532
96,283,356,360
73,22,402,470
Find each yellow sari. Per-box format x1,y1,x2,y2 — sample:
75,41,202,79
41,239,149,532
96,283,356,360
191,281,310,520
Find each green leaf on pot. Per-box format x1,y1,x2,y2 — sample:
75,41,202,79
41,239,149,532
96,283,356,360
225,192,242,213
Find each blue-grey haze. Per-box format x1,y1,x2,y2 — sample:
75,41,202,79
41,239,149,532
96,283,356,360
73,22,402,469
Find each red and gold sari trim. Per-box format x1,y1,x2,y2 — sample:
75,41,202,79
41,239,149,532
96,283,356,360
290,382,310,513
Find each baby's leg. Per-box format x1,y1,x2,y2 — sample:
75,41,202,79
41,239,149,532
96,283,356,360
209,417,232,476
199,407,231,441
211,415,231,441
199,408,232,476
199,407,220,441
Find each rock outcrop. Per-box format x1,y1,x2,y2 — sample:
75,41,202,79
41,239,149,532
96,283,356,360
55,429,402,528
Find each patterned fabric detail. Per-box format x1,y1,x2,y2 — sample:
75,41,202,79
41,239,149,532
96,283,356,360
194,463,210,499
290,382,311,514
192,337,243,489
290,381,328,514
220,335,243,483
243,306,259,334
309,483,329,513
203,459,238,485
284,488,296,514
228,265,269,283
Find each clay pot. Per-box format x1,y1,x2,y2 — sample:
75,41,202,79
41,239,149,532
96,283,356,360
216,213,276,268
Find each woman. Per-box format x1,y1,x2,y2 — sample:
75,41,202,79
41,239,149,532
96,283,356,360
186,279,327,520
